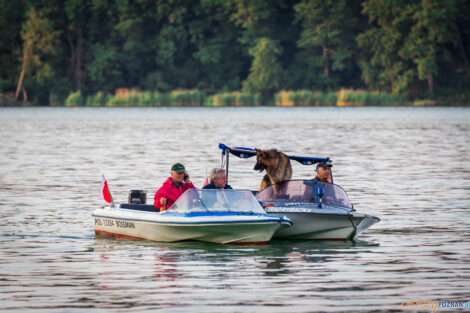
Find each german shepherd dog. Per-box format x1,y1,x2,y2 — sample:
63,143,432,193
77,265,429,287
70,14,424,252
254,148,292,191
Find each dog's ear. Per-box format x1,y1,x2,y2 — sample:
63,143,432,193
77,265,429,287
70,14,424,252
257,149,266,158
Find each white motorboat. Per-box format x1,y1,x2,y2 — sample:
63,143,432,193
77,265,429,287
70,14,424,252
218,143,380,241
93,188,292,245
256,180,379,240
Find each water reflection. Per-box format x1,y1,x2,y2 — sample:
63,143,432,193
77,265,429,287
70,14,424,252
92,237,381,284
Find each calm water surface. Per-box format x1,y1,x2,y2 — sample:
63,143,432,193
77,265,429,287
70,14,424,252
0,106,469,312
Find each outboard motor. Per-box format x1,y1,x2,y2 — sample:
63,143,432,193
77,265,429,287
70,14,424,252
128,190,146,204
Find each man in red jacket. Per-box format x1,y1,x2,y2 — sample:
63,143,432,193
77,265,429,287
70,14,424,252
154,163,196,210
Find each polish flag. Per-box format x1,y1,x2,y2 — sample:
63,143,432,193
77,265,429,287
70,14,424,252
100,175,113,204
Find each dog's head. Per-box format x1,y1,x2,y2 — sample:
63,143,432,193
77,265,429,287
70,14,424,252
254,149,277,172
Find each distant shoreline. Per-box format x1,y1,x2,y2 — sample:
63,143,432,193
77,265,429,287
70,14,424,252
2,103,469,107
3,88,469,107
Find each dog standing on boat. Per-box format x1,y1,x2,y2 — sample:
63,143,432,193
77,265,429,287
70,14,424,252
254,148,292,191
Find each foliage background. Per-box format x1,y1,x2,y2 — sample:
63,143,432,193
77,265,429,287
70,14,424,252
0,0,469,105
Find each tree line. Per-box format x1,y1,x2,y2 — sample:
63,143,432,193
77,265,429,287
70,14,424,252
0,0,469,106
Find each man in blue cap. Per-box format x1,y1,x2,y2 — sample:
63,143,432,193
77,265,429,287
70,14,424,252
154,163,196,210
314,161,333,183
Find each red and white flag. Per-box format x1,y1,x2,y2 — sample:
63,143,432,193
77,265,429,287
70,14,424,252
100,174,113,204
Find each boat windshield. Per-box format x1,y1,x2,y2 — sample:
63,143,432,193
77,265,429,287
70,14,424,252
255,180,352,209
168,189,266,214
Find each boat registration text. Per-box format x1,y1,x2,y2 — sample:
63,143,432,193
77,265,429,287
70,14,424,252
95,218,135,229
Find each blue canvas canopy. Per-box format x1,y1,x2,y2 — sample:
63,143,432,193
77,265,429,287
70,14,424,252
218,143,332,165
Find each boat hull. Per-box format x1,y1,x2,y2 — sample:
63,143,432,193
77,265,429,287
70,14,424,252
264,207,380,240
92,208,285,245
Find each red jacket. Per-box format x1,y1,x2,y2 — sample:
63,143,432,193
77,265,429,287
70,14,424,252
154,177,196,210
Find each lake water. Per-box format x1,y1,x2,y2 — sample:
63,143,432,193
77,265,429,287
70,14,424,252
0,106,469,312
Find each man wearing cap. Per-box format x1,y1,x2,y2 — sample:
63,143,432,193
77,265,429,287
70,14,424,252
314,161,333,183
154,163,196,210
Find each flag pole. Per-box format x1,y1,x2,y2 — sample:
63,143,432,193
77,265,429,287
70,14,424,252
108,184,115,208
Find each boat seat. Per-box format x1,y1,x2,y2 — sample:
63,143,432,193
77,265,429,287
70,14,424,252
120,203,160,212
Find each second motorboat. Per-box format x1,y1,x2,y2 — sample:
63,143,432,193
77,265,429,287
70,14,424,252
218,143,380,240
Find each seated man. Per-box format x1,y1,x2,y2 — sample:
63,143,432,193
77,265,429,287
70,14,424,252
203,168,232,190
313,162,336,205
314,161,332,183
203,168,274,208
154,163,196,210
201,168,232,209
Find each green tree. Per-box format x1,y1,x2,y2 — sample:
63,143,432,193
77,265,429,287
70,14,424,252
229,0,279,45
229,0,294,93
294,0,357,89
357,0,416,93
401,0,460,94
138,0,198,91
242,37,283,104
0,0,26,94
114,0,157,89
15,7,59,101
87,43,124,93
358,0,463,95
64,0,91,92
189,0,247,91
85,1,124,93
